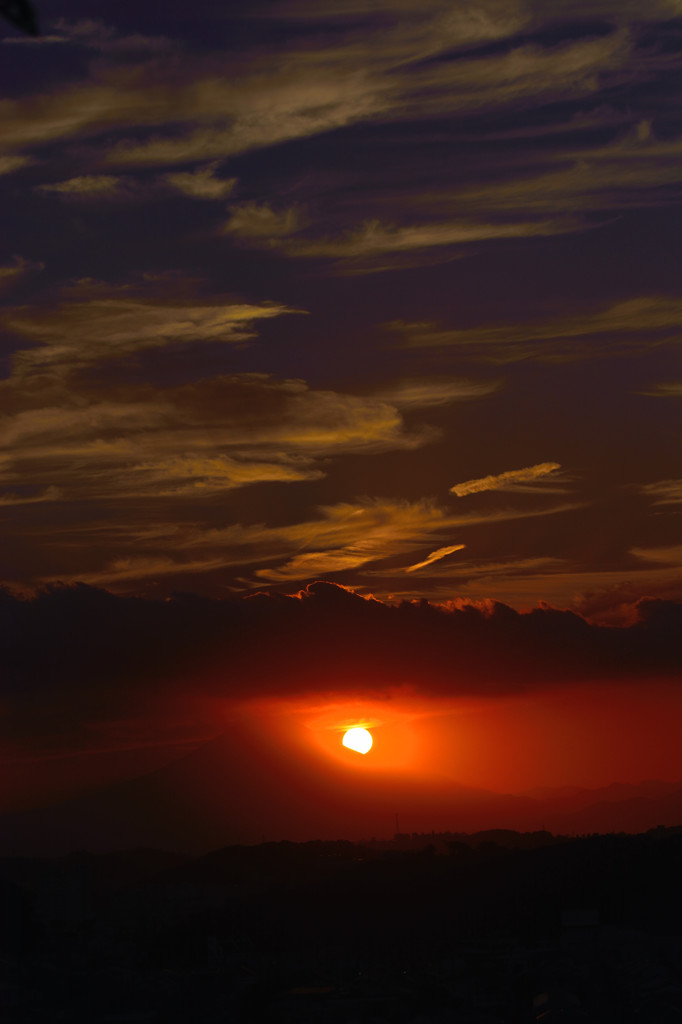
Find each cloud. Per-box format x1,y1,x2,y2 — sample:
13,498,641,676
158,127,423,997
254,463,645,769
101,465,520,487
44,554,235,588
641,480,682,505
0,156,32,175
4,294,298,379
248,499,580,587
388,297,682,362
32,495,583,591
365,560,682,620
631,544,682,566
105,2,584,170
0,4,665,178
451,463,563,497
222,126,682,277
0,255,44,288
450,130,682,217
401,27,635,122
104,72,386,168
0,2,675,328
2,35,65,47
3,267,508,564
0,486,61,506
165,164,236,200
374,378,499,407
1,4,678,617
278,217,578,269
0,259,498,592
55,18,173,53
5,18,175,53
256,550,373,581
266,0,525,41
640,383,682,397
223,202,302,239
71,498,463,587
415,554,682,609
405,544,466,573
250,0,682,34
397,554,563,582
253,499,458,583
123,455,324,497
37,175,122,197
367,557,576,606
0,372,468,525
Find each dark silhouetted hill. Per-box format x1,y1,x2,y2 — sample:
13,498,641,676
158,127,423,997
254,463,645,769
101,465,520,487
2,829,682,1022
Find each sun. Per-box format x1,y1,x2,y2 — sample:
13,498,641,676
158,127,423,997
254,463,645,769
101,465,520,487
342,727,373,754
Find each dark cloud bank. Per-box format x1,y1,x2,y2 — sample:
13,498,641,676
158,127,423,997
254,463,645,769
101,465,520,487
3,582,680,719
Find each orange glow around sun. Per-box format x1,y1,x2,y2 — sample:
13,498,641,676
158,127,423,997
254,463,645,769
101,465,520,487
227,677,682,799
297,698,428,775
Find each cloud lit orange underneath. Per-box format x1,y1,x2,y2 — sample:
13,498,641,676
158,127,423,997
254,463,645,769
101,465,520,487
342,727,373,754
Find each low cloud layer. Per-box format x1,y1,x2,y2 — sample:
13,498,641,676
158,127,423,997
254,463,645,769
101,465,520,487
2,582,680,766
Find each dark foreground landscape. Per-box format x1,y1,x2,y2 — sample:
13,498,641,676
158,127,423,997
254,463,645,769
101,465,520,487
3,827,681,1023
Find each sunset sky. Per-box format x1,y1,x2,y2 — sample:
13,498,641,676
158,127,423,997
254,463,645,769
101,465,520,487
1,0,681,836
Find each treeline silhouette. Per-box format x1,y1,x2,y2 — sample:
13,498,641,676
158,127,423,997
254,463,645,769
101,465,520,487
2,827,681,1022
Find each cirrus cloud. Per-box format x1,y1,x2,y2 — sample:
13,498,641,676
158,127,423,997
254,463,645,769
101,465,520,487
3,295,299,379
37,175,122,197
450,462,563,497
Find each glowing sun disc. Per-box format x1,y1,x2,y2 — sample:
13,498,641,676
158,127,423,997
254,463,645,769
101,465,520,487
342,727,373,754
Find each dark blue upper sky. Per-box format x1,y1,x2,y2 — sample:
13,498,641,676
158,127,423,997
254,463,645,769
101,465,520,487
1,0,681,616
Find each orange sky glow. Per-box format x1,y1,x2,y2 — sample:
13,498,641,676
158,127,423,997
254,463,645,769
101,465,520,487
240,681,682,799
1,1,681,853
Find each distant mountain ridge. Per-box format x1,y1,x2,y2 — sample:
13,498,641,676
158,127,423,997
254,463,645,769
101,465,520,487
2,729,681,855
520,779,682,821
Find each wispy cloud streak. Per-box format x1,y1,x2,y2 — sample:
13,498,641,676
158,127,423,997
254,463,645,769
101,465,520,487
451,463,562,496
405,544,466,573
389,297,682,361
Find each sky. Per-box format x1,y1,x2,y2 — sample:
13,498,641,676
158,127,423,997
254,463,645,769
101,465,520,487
1,0,681,833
